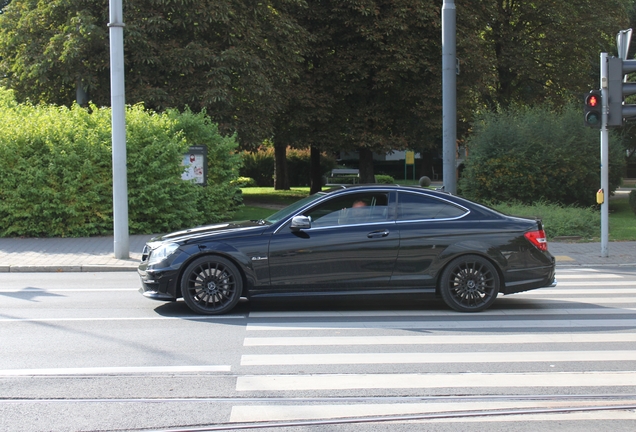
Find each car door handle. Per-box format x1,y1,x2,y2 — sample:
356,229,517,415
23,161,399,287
368,230,390,238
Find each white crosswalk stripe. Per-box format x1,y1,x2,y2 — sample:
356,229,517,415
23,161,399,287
230,400,636,423
236,371,636,391
244,332,636,346
233,269,636,425
246,318,636,331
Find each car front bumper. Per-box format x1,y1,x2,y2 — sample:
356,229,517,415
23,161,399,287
138,261,180,301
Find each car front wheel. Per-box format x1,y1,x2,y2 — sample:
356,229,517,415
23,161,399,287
439,255,500,312
181,256,242,315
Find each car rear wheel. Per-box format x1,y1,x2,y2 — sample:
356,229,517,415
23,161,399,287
439,255,500,312
181,256,242,315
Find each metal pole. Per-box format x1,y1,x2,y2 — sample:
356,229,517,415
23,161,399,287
442,0,457,194
600,53,609,258
109,0,129,259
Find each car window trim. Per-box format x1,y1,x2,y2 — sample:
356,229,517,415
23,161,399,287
396,190,470,223
272,188,395,234
301,220,398,232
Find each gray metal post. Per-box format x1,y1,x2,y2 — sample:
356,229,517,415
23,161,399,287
442,0,457,194
109,0,129,259
600,53,609,258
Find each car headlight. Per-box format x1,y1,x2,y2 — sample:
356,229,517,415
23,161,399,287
147,242,180,265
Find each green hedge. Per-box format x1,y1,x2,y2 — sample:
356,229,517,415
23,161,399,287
491,201,599,239
0,89,241,237
375,175,395,184
459,103,624,207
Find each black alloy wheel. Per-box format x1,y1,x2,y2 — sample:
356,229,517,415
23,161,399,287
181,256,242,315
439,255,500,312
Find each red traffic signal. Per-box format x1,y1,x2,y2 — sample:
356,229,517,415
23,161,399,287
586,94,599,108
584,90,602,128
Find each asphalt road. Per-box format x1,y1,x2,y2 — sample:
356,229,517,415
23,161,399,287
2,268,636,431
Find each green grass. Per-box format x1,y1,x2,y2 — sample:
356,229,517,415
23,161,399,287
240,187,310,205
232,205,277,221
609,197,636,241
231,187,636,241
233,187,311,221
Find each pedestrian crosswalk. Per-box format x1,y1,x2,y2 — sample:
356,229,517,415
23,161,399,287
230,268,636,426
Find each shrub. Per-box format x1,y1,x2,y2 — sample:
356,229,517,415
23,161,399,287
375,174,395,184
0,89,241,237
491,201,599,240
630,190,636,216
0,98,113,236
127,106,242,233
240,148,275,186
232,177,258,187
459,103,624,207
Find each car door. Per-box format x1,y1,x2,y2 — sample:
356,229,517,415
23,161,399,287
267,191,399,292
391,191,470,288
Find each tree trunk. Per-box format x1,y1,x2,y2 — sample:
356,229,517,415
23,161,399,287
358,147,375,184
309,145,323,194
274,143,289,190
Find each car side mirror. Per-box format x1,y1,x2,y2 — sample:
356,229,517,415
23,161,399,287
290,215,311,232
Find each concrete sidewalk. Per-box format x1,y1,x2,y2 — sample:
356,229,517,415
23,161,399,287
0,235,635,272
0,235,154,272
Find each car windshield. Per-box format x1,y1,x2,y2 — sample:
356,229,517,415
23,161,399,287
264,192,327,224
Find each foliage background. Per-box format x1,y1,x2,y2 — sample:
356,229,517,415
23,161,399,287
240,147,336,187
459,103,625,207
0,0,308,149
0,89,241,237
0,0,634,215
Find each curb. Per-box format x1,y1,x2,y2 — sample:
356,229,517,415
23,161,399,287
0,265,138,273
556,263,636,268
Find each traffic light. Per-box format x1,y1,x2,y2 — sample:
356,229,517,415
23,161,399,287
607,57,636,127
584,90,602,128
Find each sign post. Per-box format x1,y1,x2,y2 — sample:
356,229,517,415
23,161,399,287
404,151,415,181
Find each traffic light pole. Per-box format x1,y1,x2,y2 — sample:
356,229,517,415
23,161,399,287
600,53,609,258
442,0,457,194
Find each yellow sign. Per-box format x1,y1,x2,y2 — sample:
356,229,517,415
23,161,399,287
596,189,604,204
405,151,415,165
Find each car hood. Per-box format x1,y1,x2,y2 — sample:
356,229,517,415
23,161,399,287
149,220,270,245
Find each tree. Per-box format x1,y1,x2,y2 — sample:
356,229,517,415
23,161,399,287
272,0,447,184
459,0,630,110
0,0,308,148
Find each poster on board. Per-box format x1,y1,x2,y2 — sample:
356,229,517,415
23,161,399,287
181,146,207,185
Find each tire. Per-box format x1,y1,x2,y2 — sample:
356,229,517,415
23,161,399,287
180,256,243,315
439,254,500,312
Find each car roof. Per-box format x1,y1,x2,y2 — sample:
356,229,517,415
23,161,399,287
324,184,450,196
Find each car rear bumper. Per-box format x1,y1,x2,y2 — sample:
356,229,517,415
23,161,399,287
503,262,556,294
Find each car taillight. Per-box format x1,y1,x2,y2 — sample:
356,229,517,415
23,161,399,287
524,229,548,252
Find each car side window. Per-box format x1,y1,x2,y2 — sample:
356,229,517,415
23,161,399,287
304,193,389,228
397,192,467,221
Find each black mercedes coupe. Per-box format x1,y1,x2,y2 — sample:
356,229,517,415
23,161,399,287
138,185,556,314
